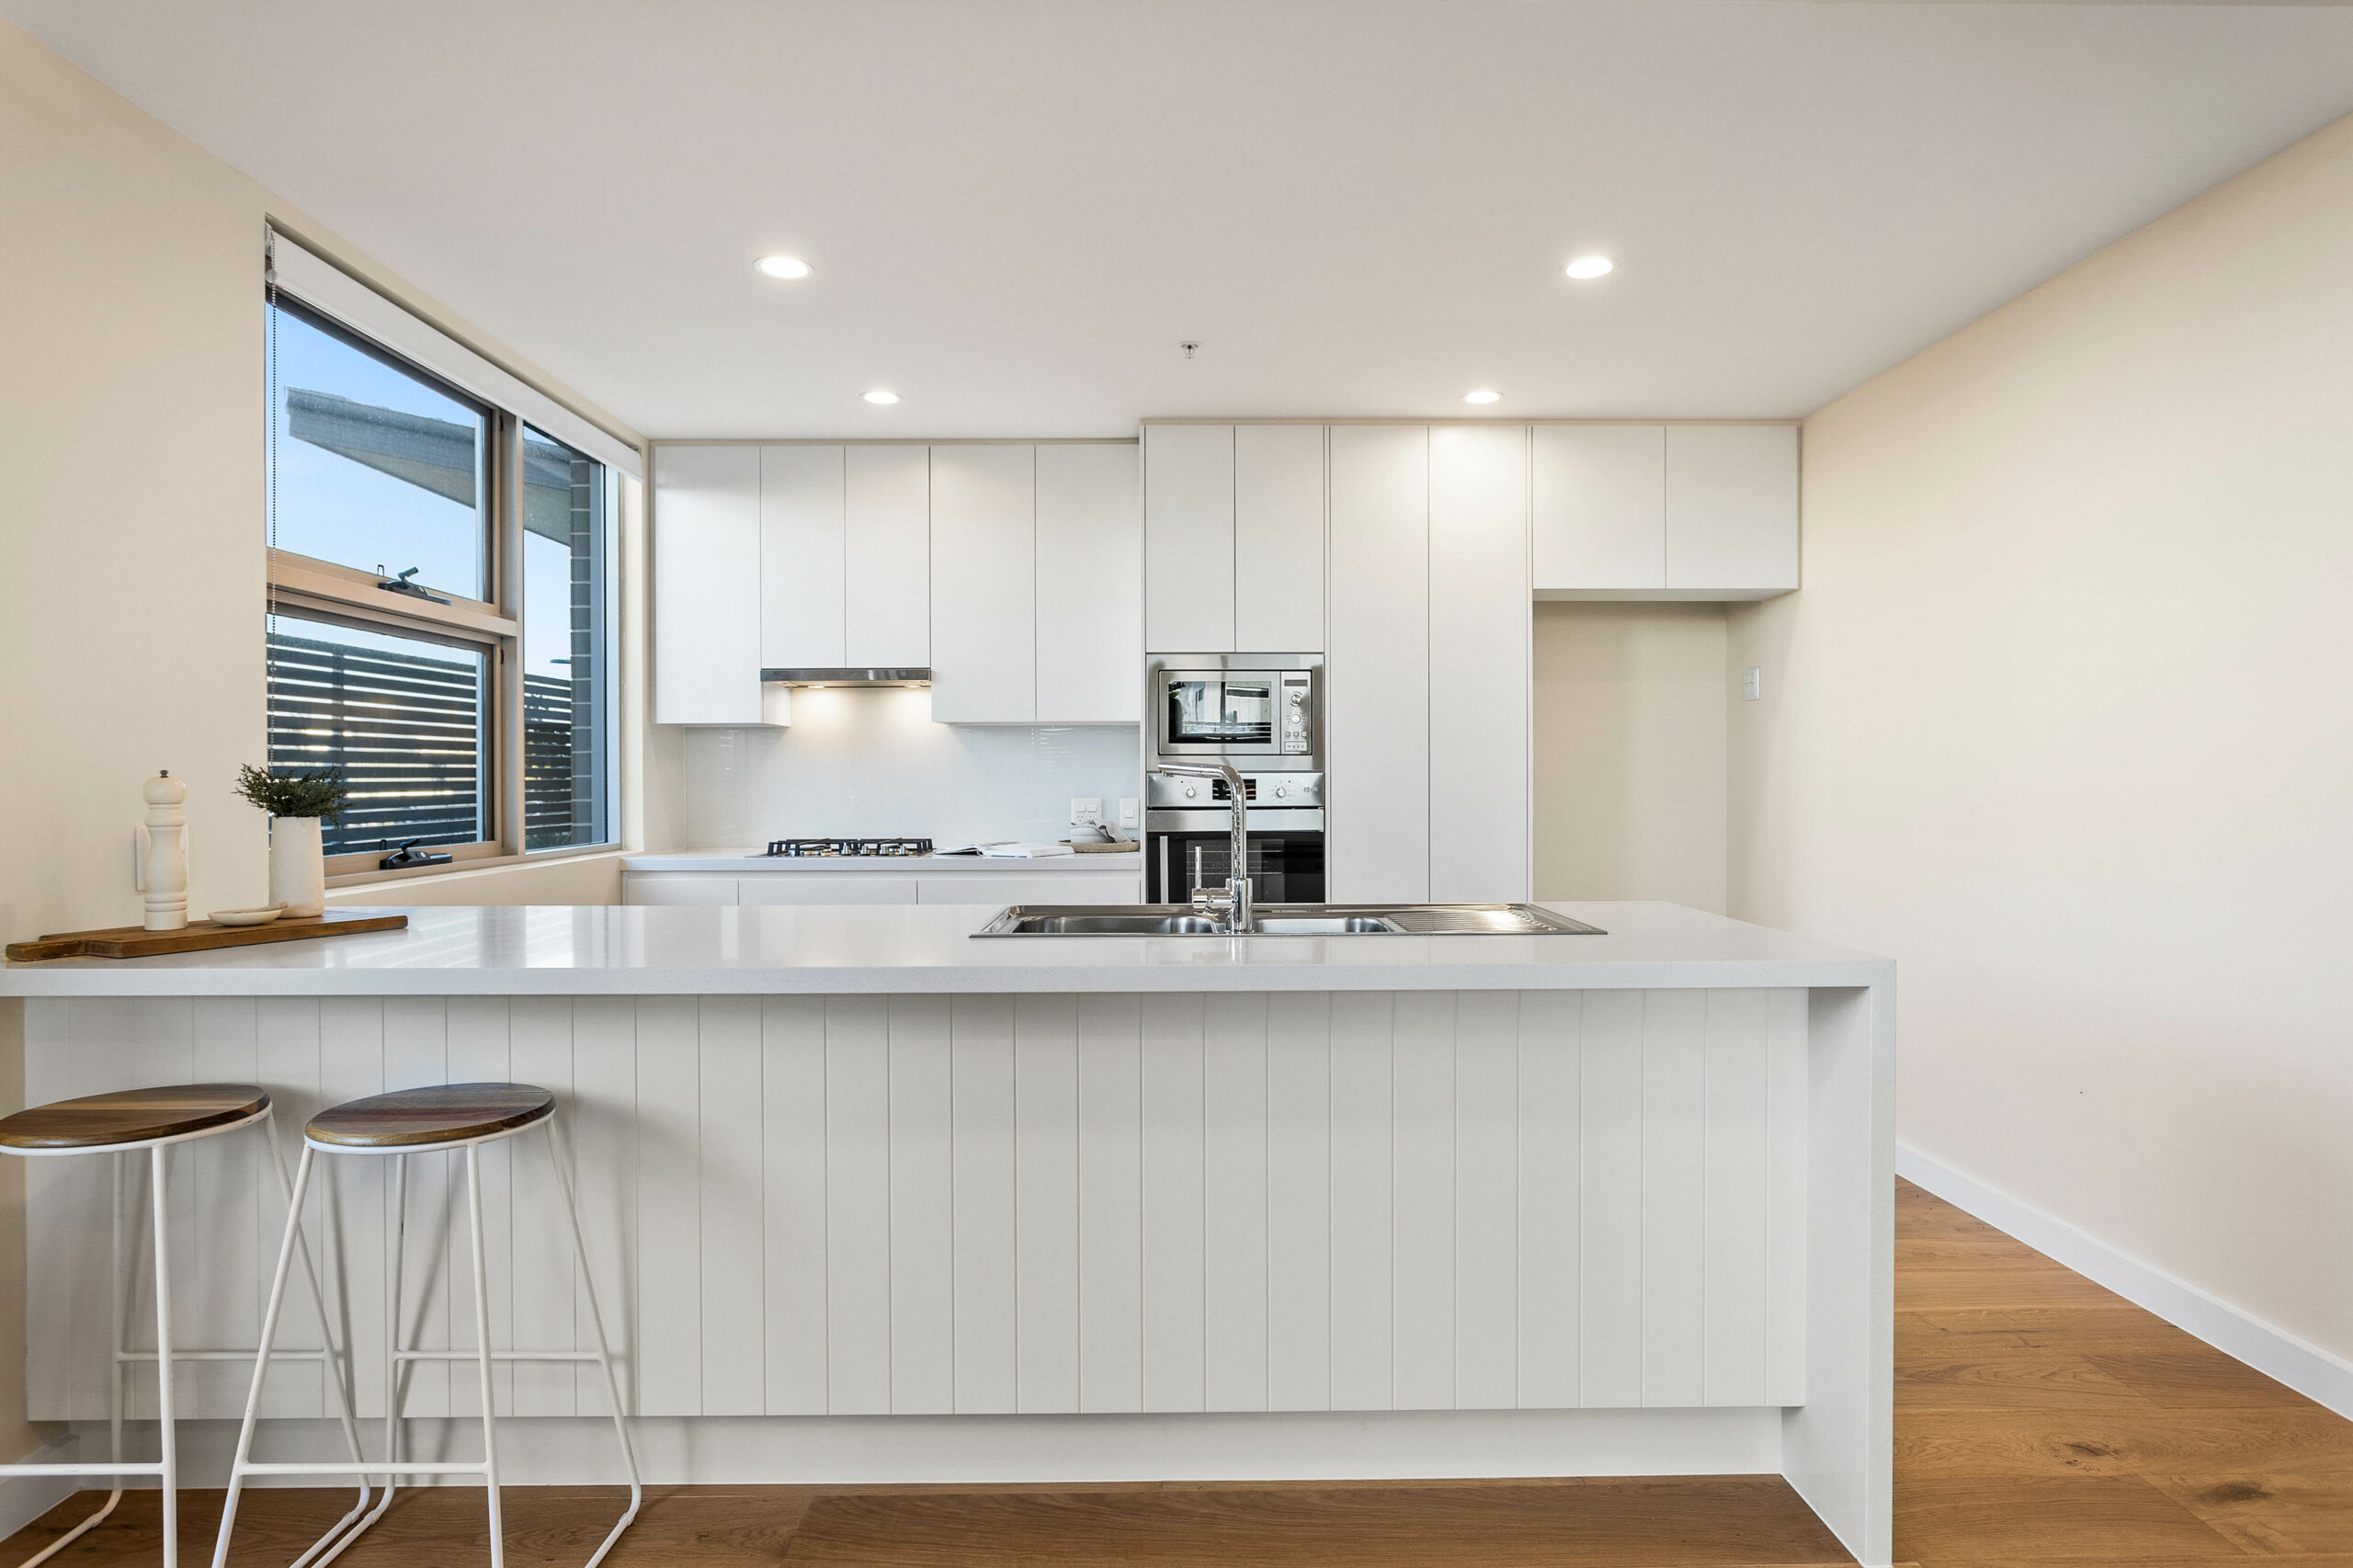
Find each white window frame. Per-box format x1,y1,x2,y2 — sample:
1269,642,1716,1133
265,230,626,877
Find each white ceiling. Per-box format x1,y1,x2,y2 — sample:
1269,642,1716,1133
13,1,2353,437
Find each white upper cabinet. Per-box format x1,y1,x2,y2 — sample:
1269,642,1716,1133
1233,424,1325,653
929,445,1037,724
1325,425,1431,904
1665,425,1799,595
1142,424,1234,652
1035,443,1142,723
758,446,847,668
845,445,930,667
1428,425,1530,903
1532,423,1796,599
654,445,765,725
1532,424,1664,593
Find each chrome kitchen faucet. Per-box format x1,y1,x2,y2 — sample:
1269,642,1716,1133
1153,760,1252,933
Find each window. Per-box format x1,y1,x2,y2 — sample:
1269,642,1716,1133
520,426,611,849
265,235,620,873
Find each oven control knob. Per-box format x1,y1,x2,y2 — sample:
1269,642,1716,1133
1274,784,1288,798
1184,784,1198,799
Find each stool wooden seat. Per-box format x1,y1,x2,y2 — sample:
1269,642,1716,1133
305,1084,555,1149
0,1084,269,1151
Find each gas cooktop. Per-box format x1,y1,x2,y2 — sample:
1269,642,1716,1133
760,837,935,858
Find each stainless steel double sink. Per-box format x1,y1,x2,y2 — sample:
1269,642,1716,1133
973,903,1605,937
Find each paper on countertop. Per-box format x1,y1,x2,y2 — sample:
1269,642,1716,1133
933,841,1077,858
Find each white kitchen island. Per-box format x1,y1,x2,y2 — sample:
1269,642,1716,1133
2,901,1893,1565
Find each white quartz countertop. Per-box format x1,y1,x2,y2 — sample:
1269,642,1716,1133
624,849,1142,873
0,902,1891,997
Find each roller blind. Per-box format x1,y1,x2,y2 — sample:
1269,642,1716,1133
267,229,642,480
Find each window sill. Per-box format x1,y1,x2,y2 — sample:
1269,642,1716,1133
325,844,626,890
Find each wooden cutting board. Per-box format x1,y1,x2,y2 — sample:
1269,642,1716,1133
6,911,408,962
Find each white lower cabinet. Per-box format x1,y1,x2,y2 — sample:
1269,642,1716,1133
624,873,742,905
739,876,919,905
624,870,1142,906
915,876,1140,906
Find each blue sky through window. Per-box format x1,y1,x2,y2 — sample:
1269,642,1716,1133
270,301,487,598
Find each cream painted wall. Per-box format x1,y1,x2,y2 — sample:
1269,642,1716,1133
1730,112,2353,1360
0,17,647,949
1532,603,1729,913
0,17,649,1460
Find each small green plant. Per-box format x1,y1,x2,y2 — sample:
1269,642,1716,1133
234,763,349,820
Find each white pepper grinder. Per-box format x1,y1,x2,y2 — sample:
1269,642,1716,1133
138,770,190,931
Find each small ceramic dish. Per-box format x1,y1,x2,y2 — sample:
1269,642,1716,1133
209,905,289,927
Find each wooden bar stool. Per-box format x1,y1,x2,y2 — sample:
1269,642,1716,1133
213,1084,641,1568
0,1085,373,1568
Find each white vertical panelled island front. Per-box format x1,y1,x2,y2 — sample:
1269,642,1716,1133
2,901,1894,1565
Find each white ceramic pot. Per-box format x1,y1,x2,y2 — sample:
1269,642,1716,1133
268,815,326,918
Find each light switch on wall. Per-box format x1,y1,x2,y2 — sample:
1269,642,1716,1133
1071,797,1104,827
1743,666,1763,701
1119,798,1139,826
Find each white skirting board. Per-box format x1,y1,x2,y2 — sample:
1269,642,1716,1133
71,1408,1785,1490
0,1435,79,1541
1896,1142,2353,1419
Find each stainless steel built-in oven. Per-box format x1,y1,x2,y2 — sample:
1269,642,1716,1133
1152,654,1321,768
1143,772,1324,903
1146,654,1325,903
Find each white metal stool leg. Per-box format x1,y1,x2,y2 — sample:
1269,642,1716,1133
149,1143,177,1568
9,1156,131,1568
545,1115,641,1567
463,1144,505,1568
260,1114,377,1568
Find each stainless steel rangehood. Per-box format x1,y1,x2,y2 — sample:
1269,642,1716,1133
759,667,931,687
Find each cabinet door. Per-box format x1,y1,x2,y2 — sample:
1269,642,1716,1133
759,446,847,668
1429,425,1530,902
624,872,741,905
929,445,1037,723
917,875,1141,906
738,875,918,905
1326,425,1430,903
1142,424,1234,652
1531,425,1664,593
1234,424,1325,652
1036,443,1142,722
652,445,763,724
846,445,931,666
1665,425,1798,594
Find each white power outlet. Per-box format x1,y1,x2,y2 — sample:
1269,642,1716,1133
1118,797,1139,826
1742,666,1763,702
1071,797,1104,827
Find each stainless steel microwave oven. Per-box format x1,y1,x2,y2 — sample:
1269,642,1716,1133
1149,653,1322,767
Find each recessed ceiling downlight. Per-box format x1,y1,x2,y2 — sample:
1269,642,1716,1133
1564,256,1614,280
756,255,812,279
1463,390,1501,405
863,390,900,405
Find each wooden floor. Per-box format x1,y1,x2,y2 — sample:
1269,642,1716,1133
9,1178,2352,1566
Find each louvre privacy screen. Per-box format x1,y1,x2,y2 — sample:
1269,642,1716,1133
267,625,589,855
